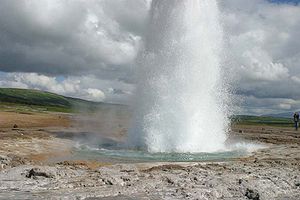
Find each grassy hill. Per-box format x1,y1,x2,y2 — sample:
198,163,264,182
0,88,127,113
232,115,293,127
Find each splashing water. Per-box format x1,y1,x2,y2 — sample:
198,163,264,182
129,0,230,153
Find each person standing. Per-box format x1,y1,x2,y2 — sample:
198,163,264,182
293,112,299,131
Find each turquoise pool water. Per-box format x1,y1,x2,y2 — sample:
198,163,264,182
72,144,248,163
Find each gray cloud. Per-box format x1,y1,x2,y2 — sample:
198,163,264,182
0,0,148,79
221,0,300,114
0,72,134,103
0,0,299,114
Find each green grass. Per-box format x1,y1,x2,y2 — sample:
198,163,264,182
0,102,73,113
0,88,74,112
0,88,128,114
232,115,293,127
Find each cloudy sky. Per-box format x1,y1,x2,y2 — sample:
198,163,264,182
0,0,299,115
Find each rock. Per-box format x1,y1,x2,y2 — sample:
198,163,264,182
9,155,27,167
121,176,131,182
239,130,243,133
26,168,54,179
13,124,18,128
102,178,113,185
295,182,300,187
245,188,260,200
165,177,174,185
0,155,9,162
0,155,11,170
238,179,243,185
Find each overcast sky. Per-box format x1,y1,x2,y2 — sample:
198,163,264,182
0,0,299,115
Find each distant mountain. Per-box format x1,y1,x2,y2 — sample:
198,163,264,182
0,88,127,113
262,112,297,119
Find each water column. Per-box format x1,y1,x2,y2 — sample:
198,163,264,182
130,0,229,153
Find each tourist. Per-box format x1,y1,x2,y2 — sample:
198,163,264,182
293,112,299,131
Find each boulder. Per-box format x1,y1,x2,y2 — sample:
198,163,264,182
245,188,260,200
26,168,54,179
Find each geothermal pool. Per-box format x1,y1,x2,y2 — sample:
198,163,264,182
49,139,263,164
73,145,249,163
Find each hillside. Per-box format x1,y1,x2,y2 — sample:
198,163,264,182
0,88,127,113
262,112,297,119
232,115,293,127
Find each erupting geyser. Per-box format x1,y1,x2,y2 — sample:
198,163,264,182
129,0,230,153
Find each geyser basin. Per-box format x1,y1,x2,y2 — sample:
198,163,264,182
75,147,245,163
129,0,230,153
71,141,263,163
49,132,265,164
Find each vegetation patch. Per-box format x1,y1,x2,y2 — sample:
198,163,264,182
232,115,293,127
0,88,127,114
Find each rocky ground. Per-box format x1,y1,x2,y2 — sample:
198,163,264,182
0,111,300,199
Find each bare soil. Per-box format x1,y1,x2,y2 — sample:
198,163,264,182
0,111,299,200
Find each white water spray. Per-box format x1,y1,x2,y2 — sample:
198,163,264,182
129,0,230,153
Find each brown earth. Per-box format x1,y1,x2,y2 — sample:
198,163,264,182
0,111,73,167
0,111,70,129
0,111,300,199
0,110,300,168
